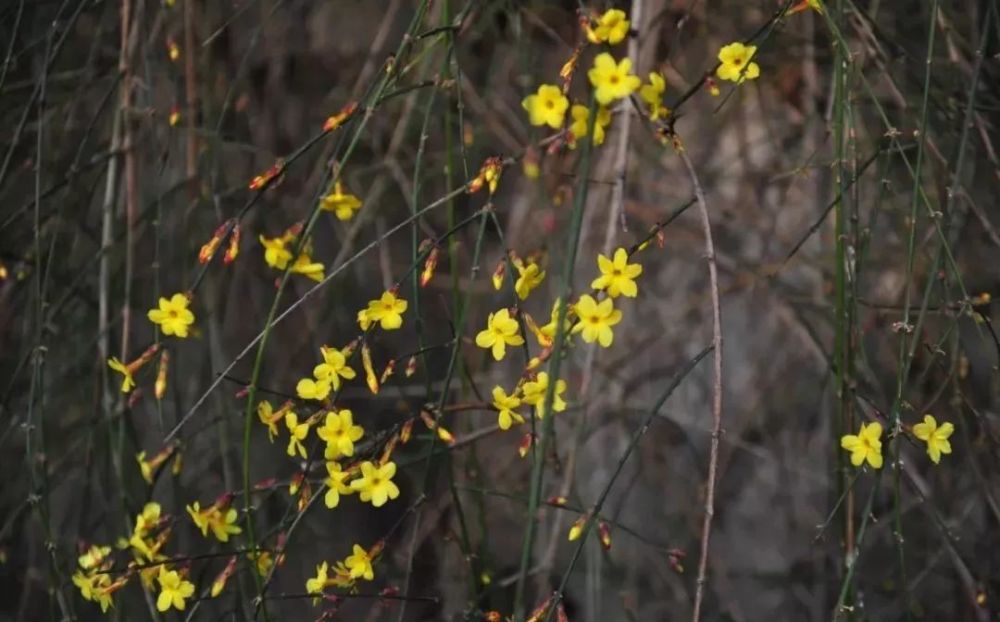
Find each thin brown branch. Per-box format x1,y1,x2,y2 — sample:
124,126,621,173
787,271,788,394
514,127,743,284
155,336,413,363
678,149,724,622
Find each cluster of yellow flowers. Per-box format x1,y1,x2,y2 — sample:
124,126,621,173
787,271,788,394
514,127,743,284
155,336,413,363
521,8,670,152
482,246,643,432
71,545,117,613
259,222,327,282
256,397,401,510
306,542,381,597
73,496,285,612
840,414,955,469
72,503,198,613
186,497,242,542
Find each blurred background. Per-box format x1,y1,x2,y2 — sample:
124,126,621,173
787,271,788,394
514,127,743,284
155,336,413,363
1,0,999,620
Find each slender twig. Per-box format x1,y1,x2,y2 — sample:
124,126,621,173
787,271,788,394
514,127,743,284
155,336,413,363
542,346,713,622
678,149,724,622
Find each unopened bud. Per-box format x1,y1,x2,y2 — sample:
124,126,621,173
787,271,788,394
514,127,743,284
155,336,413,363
420,247,439,288
400,419,414,444
380,359,396,384
491,259,506,291
380,434,399,465
223,224,241,264
198,221,231,264
436,426,456,445
322,102,357,132
362,342,379,394
598,520,612,550
155,351,169,400
211,556,237,597
518,433,535,458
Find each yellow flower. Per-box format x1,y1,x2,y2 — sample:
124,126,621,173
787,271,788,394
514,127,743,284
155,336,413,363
296,377,331,401
313,346,356,390
134,502,162,537
522,84,569,129
840,421,883,469
78,545,112,570
290,251,325,282
210,507,242,543
186,501,212,536
350,460,400,507
344,544,375,581
912,414,954,464
320,181,363,221
155,567,195,612
639,72,668,120
137,448,172,484
568,104,612,149
358,291,408,330
285,412,311,459
513,257,546,300
572,294,622,347
259,234,294,269
251,551,274,577
306,561,328,594
73,571,114,611
108,357,136,393
521,372,567,419
187,501,242,542
592,248,642,298
586,8,630,45
491,385,524,430
715,42,760,84
136,452,153,483
475,308,525,361
317,409,364,459
147,293,195,338
538,297,571,346
588,53,640,106
323,461,354,508
257,400,286,440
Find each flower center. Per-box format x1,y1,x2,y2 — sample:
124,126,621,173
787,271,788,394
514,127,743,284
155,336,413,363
609,74,620,85
733,57,744,66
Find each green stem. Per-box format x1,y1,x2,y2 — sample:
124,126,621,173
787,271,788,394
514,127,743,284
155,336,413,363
513,91,598,620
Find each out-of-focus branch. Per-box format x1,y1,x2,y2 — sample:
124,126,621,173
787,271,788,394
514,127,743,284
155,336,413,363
184,0,198,180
